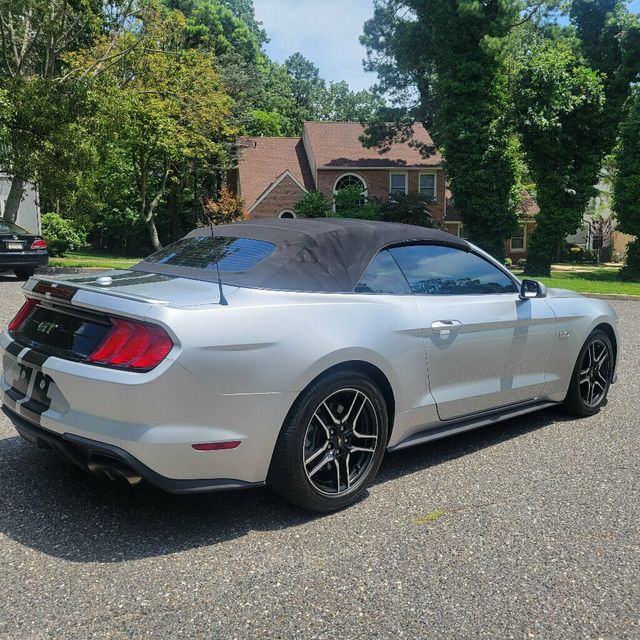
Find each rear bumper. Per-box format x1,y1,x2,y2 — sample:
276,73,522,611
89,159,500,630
2,404,262,493
0,250,48,268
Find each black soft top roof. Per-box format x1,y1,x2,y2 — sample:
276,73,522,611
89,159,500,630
133,218,471,293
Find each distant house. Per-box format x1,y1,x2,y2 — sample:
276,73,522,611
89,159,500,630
0,174,41,234
228,121,537,259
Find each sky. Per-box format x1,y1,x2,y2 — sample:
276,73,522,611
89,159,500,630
254,0,640,93
254,0,377,91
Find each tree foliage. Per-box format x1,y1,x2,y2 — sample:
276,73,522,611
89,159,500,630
202,185,245,226
361,0,522,258
513,41,606,275
613,90,640,280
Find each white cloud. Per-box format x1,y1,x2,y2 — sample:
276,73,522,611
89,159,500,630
254,0,377,91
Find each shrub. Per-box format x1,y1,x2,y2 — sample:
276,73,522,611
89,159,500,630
333,185,381,220
518,258,527,268
41,213,87,257
504,257,512,267
294,191,331,218
201,187,245,226
378,193,435,227
620,239,640,281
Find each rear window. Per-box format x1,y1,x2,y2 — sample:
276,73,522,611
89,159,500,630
143,236,276,272
0,222,28,234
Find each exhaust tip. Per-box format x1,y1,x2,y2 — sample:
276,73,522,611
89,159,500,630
87,457,143,486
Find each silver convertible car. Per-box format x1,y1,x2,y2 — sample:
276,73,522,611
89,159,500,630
1,219,618,511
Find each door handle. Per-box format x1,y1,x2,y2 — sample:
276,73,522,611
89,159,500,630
431,320,462,337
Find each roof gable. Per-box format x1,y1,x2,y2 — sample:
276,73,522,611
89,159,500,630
237,137,314,209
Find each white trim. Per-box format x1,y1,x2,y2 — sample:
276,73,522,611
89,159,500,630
333,172,368,196
419,171,438,202
278,209,297,219
510,224,527,252
320,165,442,171
248,170,308,213
389,171,409,195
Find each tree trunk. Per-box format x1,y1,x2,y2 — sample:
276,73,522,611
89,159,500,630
3,177,26,223
147,218,162,252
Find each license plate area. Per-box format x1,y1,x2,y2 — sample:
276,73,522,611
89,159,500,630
3,358,54,418
6,242,24,250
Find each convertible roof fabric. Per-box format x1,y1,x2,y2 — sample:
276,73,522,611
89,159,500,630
132,218,471,293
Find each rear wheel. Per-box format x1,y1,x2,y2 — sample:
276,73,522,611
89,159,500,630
14,267,36,280
563,330,613,416
268,371,388,512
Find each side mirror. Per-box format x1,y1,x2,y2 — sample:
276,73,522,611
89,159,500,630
520,279,547,299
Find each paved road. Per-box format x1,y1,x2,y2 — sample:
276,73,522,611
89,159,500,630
0,275,638,639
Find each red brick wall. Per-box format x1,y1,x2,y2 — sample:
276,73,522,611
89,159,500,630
249,175,306,219
316,168,446,220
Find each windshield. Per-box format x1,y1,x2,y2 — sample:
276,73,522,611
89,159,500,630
143,236,276,273
0,222,28,234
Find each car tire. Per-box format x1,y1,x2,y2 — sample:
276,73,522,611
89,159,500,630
267,370,388,512
563,329,613,417
14,267,36,280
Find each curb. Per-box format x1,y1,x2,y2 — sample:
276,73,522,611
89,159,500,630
583,293,640,302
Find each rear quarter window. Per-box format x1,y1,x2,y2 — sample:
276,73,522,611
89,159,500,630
143,236,276,272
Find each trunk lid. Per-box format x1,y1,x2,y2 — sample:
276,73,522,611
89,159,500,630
28,269,235,308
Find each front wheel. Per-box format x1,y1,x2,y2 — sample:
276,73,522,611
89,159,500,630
563,330,613,416
268,371,388,512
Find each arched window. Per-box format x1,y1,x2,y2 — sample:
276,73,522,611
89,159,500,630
333,173,367,209
278,210,296,219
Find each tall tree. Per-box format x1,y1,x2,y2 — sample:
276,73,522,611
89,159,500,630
361,0,522,258
0,0,137,221
316,81,384,122
285,52,325,131
73,4,233,249
512,41,606,275
613,89,640,280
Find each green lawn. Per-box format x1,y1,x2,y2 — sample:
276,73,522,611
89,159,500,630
48,250,143,269
515,265,640,297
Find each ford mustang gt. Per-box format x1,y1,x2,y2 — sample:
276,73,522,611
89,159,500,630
0,218,618,511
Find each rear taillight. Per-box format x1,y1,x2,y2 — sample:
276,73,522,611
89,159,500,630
87,318,173,371
30,238,47,250
8,298,38,332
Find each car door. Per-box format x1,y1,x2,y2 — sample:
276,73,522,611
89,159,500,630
389,244,557,421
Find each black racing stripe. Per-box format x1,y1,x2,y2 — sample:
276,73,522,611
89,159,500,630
6,387,24,403
5,341,22,357
110,274,175,287
19,404,43,426
21,349,49,368
68,271,144,284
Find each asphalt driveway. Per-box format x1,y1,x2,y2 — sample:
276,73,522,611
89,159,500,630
0,274,638,639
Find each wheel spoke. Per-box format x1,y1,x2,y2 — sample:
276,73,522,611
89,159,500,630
596,371,609,387
313,412,331,438
348,445,376,454
308,453,333,478
340,390,362,424
322,401,340,425
345,453,352,490
334,459,341,494
305,442,328,467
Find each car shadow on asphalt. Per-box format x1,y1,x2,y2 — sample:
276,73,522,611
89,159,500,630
0,407,573,563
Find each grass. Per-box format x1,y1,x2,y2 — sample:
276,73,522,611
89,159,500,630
48,249,143,269
513,265,640,297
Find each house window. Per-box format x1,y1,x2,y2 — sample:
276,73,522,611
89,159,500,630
511,226,526,251
334,173,367,209
419,173,436,200
390,173,408,196
278,210,296,219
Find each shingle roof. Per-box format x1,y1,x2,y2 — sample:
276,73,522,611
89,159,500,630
303,122,442,168
237,137,315,208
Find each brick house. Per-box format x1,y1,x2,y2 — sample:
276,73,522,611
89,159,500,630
228,121,537,259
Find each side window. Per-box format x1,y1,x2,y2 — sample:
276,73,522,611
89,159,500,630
355,250,412,295
389,244,517,295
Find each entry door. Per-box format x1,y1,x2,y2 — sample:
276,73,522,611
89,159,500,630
389,244,557,421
